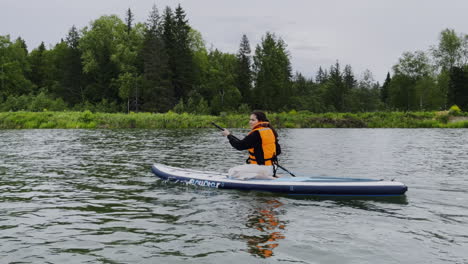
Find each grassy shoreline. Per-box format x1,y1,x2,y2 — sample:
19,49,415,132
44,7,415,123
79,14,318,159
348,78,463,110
0,111,467,129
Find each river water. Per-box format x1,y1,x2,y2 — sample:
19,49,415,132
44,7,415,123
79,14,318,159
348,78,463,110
0,128,467,263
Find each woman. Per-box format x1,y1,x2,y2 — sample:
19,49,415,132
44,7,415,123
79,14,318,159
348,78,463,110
222,111,281,180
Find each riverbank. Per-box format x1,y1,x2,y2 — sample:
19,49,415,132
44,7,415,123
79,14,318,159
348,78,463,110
0,111,467,129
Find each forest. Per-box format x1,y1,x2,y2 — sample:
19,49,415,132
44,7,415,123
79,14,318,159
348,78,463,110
1,4,468,114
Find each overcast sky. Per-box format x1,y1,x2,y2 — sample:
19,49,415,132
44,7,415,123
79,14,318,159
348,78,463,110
1,0,467,83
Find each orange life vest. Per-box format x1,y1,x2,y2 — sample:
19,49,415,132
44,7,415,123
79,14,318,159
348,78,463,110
247,122,277,166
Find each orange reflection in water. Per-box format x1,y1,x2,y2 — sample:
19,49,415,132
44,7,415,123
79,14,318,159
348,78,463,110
244,199,286,258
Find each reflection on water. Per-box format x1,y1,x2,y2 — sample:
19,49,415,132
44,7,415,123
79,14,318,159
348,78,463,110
276,193,409,204
243,199,286,258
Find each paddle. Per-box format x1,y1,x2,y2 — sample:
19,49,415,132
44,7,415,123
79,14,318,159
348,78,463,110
211,122,296,177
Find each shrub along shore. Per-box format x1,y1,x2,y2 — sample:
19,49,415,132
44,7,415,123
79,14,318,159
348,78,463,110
1,111,468,129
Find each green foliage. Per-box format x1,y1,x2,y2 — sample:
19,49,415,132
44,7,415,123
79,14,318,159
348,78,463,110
435,111,449,124
48,26,85,106
79,110,94,123
1,95,30,111
289,73,328,113
29,92,67,111
393,51,433,80
252,32,292,110
172,99,185,114
115,72,141,112
431,28,467,70
0,35,34,98
171,96,210,115
1,7,467,116
203,50,241,113
193,98,210,115
72,99,120,113
0,111,467,129
237,103,251,114
27,42,49,90
446,121,468,128
0,92,67,112
449,105,462,115
80,15,127,103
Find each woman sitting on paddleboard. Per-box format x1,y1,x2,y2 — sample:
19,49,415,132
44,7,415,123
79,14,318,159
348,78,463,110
221,111,281,180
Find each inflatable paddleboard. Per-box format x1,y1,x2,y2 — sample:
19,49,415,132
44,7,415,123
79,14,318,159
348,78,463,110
151,164,408,196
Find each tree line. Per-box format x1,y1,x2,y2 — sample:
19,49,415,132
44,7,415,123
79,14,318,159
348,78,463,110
0,4,467,114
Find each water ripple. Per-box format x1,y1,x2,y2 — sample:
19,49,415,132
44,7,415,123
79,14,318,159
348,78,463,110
1,128,468,263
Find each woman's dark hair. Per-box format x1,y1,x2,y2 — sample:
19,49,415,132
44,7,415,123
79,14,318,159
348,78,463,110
251,111,278,138
251,111,269,122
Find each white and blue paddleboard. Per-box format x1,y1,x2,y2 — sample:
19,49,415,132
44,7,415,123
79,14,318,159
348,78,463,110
151,164,408,197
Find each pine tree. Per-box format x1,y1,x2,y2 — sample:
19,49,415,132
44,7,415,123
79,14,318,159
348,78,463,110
162,5,194,102
162,7,177,100
342,64,356,111
172,4,194,100
381,72,391,105
66,26,80,49
315,66,328,84
59,25,85,105
343,65,356,91
125,8,134,34
141,4,173,112
325,61,345,111
147,4,162,35
292,72,307,94
162,7,175,52
28,42,48,91
236,34,252,105
15,37,28,54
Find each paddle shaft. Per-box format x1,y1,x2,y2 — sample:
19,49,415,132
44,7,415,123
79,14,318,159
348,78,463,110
276,164,296,177
211,122,295,177
211,122,241,141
